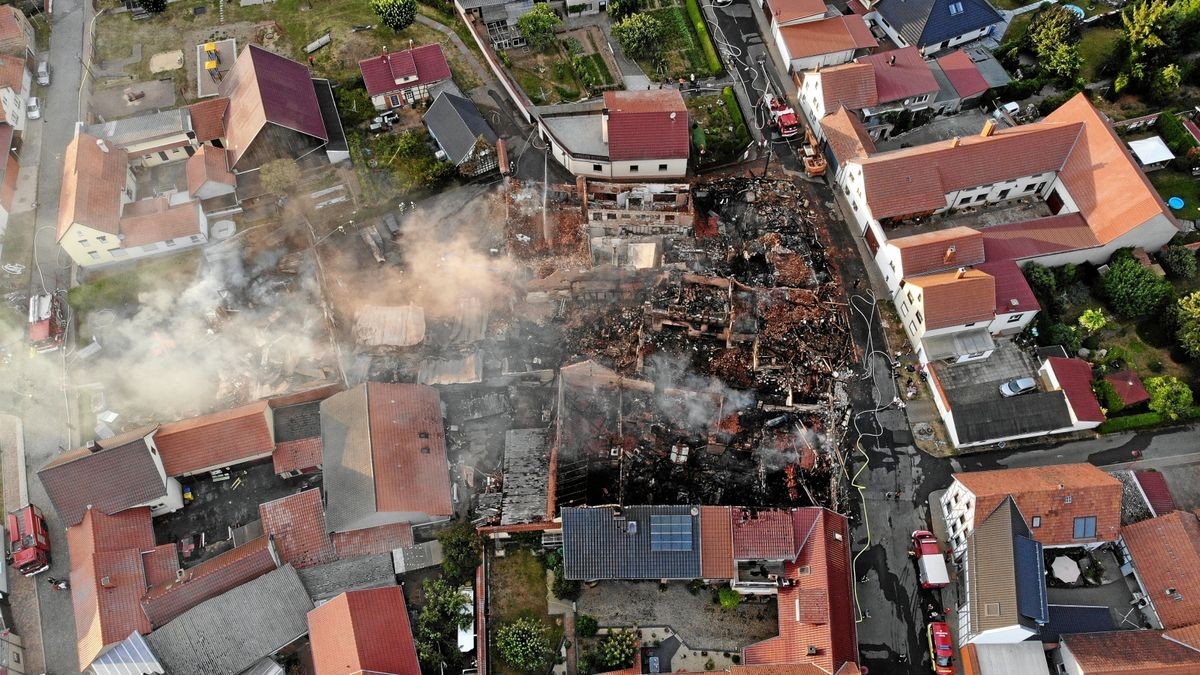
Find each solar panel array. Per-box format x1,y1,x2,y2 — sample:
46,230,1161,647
650,514,693,551
562,506,702,580
1014,534,1049,624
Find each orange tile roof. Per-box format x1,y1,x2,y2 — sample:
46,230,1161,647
980,213,1101,261
273,437,323,475
140,536,279,628
367,382,454,518
0,6,28,55
732,508,808,560
816,63,878,112
332,522,415,560
767,0,828,24
68,507,157,669
117,197,203,248
856,47,939,104
155,400,275,477
700,506,735,580
0,54,24,92
307,586,420,675
821,107,876,165
186,144,235,195
57,132,130,241
259,490,337,569
1165,622,1200,649
953,463,1121,547
889,226,984,277
1061,630,1200,674
905,269,995,330
188,97,229,143
1043,93,1177,244
779,16,877,60
1121,511,1200,629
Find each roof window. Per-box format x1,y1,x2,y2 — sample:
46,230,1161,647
949,1,964,14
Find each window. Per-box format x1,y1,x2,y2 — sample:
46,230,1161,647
907,291,914,304
420,447,431,454
98,235,108,243
88,251,100,260
190,235,203,243
983,602,1000,617
909,319,918,334
658,164,668,171
110,248,127,258
78,239,89,247
1032,516,1041,528
165,239,176,247
974,194,986,202
630,164,639,172
948,1,963,14
997,188,1011,200
664,215,675,223
901,301,909,315
1007,313,1024,323
915,310,924,324
1064,495,1073,504
593,164,602,172
964,322,975,327
606,213,616,220
1073,516,1097,539
389,94,402,107
158,151,169,162
142,243,158,252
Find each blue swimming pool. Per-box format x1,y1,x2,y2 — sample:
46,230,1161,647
1063,4,1086,19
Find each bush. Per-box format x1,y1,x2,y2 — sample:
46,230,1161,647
1101,256,1174,319
437,520,482,587
517,3,563,52
496,617,553,672
1098,407,1200,432
1162,244,1198,279
577,614,599,637
613,12,666,60
597,630,638,670
1094,378,1126,414
1079,308,1107,332
685,0,723,76
1157,112,1200,156
717,587,742,609
1146,375,1195,420
1024,262,1058,298
1046,323,1082,353
1177,291,1200,358
372,0,417,32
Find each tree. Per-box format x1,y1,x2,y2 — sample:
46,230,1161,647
437,520,482,587
1117,0,1173,92
1046,323,1081,354
577,614,599,637
1078,308,1107,333
517,3,562,52
608,0,638,21
1145,375,1194,420
1151,63,1183,101
372,0,417,32
717,586,742,609
613,13,667,60
334,83,373,127
1045,43,1082,80
415,579,472,671
1101,256,1174,319
1023,262,1057,299
259,159,301,196
1162,244,1198,279
598,630,638,669
1176,291,1200,358
1028,6,1081,79
496,617,553,672
140,0,168,12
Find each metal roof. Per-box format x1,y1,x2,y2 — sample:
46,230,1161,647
89,632,165,675
500,429,550,526
1038,604,1115,643
425,92,499,165
1014,534,1049,624
875,0,1002,48
562,505,702,580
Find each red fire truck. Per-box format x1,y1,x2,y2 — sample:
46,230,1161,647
763,93,800,138
28,292,65,354
7,505,51,577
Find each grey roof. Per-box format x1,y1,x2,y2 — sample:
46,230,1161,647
145,565,314,675
966,643,1050,675
313,78,349,153
963,45,1011,88
953,392,1073,445
1039,605,1116,643
927,59,961,105
240,658,287,675
273,400,322,442
458,0,510,9
922,328,994,361
967,497,1045,637
393,540,444,574
38,432,168,526
90,632,165,675
320,384,377,532
1014,533,1049,624
500,429,550,526
876,0,1002,48
424,92,499,165
297,552,397,601
541,113,609,159
563,505,702,580
86,109,191,148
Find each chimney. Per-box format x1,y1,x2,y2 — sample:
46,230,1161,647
943,245,956,264
96,138,109,153
950,136,960,148
955,267,966,279
176,568,186,581
86,440,99,453
980,119,997,137
100,575,115,589
601,106,610,144
888,54,896,66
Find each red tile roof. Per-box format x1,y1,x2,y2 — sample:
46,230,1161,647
57,132,131,240
767,0,828,24
856,47,939,104
1061,630,1200,674
935,50,988,99
815,63,878,112
975,260,1039,316
733,508,801,560
68,507,157,669
0,6,29,56
188,97,229,143
117,197,204,248
259,490,337,569
359,43,452,97
889,226,984,277
603,90,689,161
332,522,415,560
700,506,735,580
0,54,24,93
1105,370,1150,407
368,382,455,519
219,45,327,168
307,586,421,675
142,544,181,587
1134,470,1177,517
1122,511,1200,629
980,213,1101,262
155,400,275,477
780,16,877,60
186,144,235,195
1047,357,1105,423
821,107,876,164
141,536,279,628
744,510,858,674
273,437,323,475
38,431,166,527
953,464,1122,546
906,269,996,330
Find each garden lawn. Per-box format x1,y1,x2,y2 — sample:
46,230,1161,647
69,252,201,338
636,0,717,80
1078,27,1121,82
490,548,564,675
1149,170,1200,221
1002,13,1032,42
510,46,583,104
686,87,751,167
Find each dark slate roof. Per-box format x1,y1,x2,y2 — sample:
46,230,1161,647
424,92,498,165
875,0,1002,48
1039,605,1116,642
296,553,397,601
273,400,322,442
952,391,1073,445
39,431,167,526
313,78,348,154
145,565,314,675
562,506,702,580
1014,534,1049,625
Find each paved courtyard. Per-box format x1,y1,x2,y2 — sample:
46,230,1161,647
577,581,778,652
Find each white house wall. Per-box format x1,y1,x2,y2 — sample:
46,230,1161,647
987,310,1034,336
941,481,976,558
1017,213,1179,268
965,624,1038,645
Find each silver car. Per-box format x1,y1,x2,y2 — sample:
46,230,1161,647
26,97,40,120
999,377,1037,397
36,61,49,86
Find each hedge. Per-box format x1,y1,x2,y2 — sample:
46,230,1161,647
722,86,749,144
685,0,723,77
1097,406,1200,433
1157,113,1200,157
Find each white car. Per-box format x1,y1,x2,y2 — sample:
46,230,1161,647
26,97,40,120
36,61,50,86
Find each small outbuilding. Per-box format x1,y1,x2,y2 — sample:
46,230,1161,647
1128,136,1175,171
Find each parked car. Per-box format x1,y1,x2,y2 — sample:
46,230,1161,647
380,110,400,126
382,212,401,238
912,530,949,590
36,61,49,86
927,621,954,675
999,377,1037,397
26,97,39,120
369,117,390,133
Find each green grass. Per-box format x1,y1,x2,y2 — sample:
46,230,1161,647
1149,170,1200,221
511,45,583,104
68,252,200,338
490,548,564,675
687,87,750,167
574,53,614,86
1002,13,1033,43
634,0,717,81
685,0,722,76
1078,27,1121,81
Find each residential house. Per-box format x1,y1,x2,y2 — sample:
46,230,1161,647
154,399,276,477
456,0,535,50
139,536,280,629
864,0,1002,55
928,49,990,114
941,463,1122,559
0,6,34,60
307,586,421,675
187,97,229,148
799,48,940,140
359,43,452,111
0,54,29,132
218,44,348,171
56,131,209,268
960,643,1051,675
320,383,454,532
271,397,326,478
424,91,499,176
1059,628,1200,675
855,47,940,118
539,89,689,179
86,109,195,167
185,144,236,201
1038,357,1106,429
1119,510,1200,630
38,426,185,527
764,0,877,74
820,105,876,181
958,496,1049,645
562,505,703,580
0,123,20,237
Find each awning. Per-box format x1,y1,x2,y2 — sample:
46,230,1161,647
1128,136,1175,166
922,328,995,361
